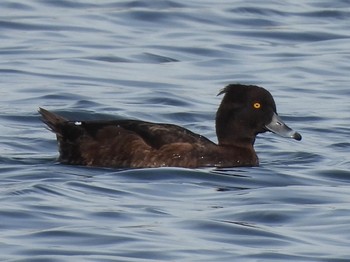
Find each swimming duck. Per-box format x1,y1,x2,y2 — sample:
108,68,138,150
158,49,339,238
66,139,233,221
39,84,301,168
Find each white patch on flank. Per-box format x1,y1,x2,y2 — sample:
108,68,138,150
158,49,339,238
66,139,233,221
74,121,82,125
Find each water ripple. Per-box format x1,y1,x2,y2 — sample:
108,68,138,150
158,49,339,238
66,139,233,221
1,0,350,261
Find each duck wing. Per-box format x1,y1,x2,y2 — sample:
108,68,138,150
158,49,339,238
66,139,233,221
71,119,216,149
39,108,214,146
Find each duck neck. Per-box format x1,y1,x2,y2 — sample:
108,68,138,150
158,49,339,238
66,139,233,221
216,116,256,147
218,133,256,148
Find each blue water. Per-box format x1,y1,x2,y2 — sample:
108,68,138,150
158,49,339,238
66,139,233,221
1,0,350,261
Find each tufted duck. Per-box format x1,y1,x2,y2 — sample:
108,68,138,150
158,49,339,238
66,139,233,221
39,84,301,168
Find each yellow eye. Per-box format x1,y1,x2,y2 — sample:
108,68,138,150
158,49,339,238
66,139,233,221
253,102,261,109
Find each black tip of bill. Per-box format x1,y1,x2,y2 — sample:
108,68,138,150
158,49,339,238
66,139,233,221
292,131,302,141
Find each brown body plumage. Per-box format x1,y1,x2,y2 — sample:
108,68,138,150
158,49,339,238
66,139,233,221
39,84,301,168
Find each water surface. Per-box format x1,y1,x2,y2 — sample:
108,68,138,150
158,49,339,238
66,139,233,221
1,0,350,261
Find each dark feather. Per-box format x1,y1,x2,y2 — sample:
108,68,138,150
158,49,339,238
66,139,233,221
39,84,301,168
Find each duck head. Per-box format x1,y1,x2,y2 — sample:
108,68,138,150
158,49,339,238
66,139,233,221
216,84,301,146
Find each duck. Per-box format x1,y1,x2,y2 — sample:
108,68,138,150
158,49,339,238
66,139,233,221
39,84,301,168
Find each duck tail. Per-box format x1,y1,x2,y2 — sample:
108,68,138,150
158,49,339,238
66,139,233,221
38,107,67,136
39,108,87,165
